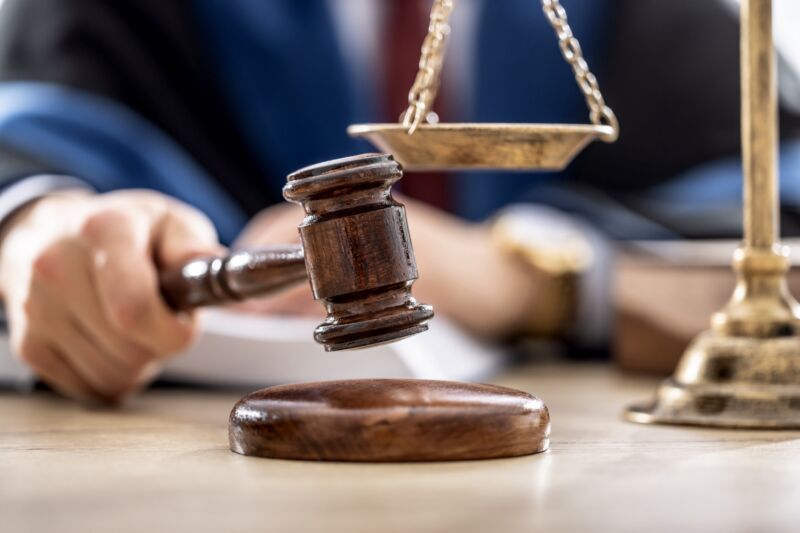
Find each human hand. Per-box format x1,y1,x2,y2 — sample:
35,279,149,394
0,189,221,403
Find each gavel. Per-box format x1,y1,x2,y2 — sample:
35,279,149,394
159,152,549,463
159,153,433,351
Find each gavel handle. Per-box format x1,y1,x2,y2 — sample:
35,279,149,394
159,244,308,310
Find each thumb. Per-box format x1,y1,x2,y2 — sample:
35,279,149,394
154,202,224,268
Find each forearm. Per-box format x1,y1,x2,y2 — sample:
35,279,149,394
405,199,583,341
412,221,543,339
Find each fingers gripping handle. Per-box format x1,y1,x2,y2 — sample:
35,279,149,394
159,244,307,310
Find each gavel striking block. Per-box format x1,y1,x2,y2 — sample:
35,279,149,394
229,379,550,462
160,153,550,462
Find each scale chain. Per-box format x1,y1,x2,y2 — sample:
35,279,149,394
541,0,619,142
402,0,455,134
402,0,619,143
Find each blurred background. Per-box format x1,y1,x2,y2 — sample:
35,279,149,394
0,0,799,399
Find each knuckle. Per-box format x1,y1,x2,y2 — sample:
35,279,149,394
79,209,133,242
118,346,154,367
14,334,41,365
79,367,130,399
176,325,196,349
21,294,47,324
31,242,70,286
98,366,150,401
161,322,196,355
124,368,150,391
90,378,118,397
106,297,151,332
168,207,219,246
99,378,130,399
125,189,167,207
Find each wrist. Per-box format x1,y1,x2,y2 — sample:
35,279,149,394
0,175,93,245
1,188,90,238
489,229,573,339
421,223,544,339
0,200,37,304
489,206,595,339
0,190,92,301
484,227,556,337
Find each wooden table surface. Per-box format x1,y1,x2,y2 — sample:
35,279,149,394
3,363,800,533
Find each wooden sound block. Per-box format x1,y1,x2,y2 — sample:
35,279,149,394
229,379,550,462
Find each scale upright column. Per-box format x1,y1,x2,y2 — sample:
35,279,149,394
742,0,778,250
711,0,800,337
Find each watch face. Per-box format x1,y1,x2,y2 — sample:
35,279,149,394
493,206,594,274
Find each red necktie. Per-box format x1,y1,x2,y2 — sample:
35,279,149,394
383,0,452,211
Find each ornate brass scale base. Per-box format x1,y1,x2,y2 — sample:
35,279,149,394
625,0,800,428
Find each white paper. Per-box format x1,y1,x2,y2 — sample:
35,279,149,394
0,310,505,388
162,310,505,386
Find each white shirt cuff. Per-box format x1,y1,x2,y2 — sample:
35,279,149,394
0,174,93,233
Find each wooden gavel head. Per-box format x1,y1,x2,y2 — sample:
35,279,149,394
161,153,433,351
283,153,433,351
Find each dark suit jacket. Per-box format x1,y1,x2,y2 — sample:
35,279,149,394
0,0,797,238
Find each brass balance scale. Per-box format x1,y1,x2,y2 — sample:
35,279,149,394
353,0,800,429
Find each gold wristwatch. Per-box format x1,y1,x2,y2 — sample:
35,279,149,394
490,207,594,338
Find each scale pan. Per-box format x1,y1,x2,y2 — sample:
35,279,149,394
348,123,614,171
